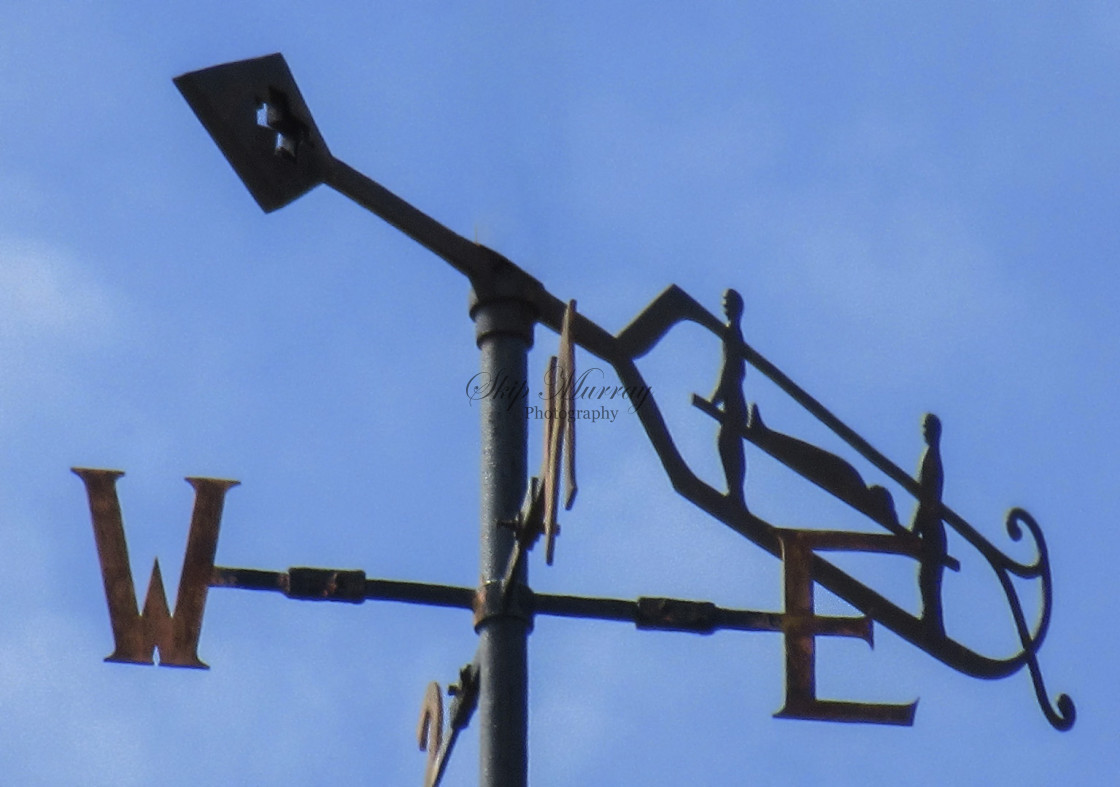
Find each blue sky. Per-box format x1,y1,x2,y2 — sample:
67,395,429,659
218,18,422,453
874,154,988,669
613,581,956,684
1,3,1116,784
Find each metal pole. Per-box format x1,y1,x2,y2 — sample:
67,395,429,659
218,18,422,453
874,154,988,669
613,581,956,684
470,276,534,787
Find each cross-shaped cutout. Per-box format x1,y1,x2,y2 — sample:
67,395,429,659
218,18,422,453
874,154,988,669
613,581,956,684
256,87,306,161
174,53,332,211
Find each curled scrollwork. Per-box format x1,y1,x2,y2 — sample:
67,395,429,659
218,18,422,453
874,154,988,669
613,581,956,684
587,284,1075,730
989,508,1075,730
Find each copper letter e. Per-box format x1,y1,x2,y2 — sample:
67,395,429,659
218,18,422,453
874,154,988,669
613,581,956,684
775,529,917,725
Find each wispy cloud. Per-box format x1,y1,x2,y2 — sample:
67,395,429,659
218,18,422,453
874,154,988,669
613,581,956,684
0,238,121,349
0,238,126,442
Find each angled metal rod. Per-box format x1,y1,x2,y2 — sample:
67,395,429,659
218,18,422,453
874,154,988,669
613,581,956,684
331,149,1026,575
326,160,489,281
706,337,1016,578
174,54,1072,740
321,157,619,358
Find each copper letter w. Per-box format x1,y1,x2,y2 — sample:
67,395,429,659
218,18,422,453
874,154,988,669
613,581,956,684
72,468,239,669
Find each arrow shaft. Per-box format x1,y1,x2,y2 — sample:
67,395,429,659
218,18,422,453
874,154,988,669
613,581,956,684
326,159,487,281
314,152,1047,683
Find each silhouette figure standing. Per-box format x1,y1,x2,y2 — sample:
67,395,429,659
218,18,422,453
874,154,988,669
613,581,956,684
709,289,747,508
912,413,948,640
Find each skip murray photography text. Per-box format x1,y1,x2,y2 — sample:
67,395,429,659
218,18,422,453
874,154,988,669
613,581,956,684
466,368,651,424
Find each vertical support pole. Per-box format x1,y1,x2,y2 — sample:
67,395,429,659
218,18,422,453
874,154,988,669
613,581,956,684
470,266,535,787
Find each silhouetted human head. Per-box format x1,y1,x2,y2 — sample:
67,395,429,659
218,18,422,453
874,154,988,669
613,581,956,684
923,413,942,446
723,288,744,324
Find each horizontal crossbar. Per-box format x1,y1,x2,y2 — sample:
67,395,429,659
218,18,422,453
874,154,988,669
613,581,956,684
210,565,790,634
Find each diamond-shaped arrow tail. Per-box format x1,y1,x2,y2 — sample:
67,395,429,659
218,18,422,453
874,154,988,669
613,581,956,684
174,53,331,212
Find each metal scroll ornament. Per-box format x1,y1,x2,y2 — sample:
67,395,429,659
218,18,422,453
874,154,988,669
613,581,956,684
166,52,1072,732
69,56,1072,776
600,284,1074,730
69,49,1077,787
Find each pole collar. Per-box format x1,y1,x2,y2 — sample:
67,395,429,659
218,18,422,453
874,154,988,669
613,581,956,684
473,581,535,631
469,245,539,348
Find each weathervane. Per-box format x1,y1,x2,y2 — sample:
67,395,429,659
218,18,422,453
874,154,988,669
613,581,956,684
73,52,1072,787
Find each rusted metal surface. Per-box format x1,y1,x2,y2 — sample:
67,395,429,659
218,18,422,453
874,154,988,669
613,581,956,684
170,51,1074,754
473,581,533,631
541,300,578,565
208,566,284,592
483,302,582,614
496,478,542,607
209,562,787,636
287,567,366,603
210,566,477,610
416,662,480,786
636,598,719,634
774,529,916,725
73,468,238,668
493,301,580,605
417,682,443,786
564,284,1072,728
